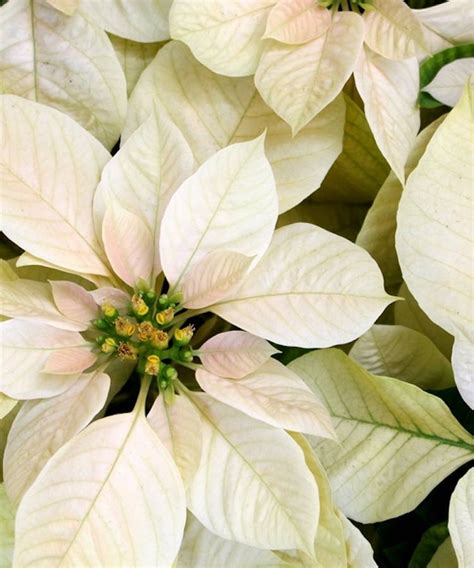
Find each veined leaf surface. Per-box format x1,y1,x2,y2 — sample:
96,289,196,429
3,371,110,505
212,223,394,347
123,41,344,213
0,96,111,278
185,393,319,555
0,0,127,149
169,0,275,77
290,349,474,522
13,404,186,567
449,467,474,568
396,84,474,408
160,136,278,288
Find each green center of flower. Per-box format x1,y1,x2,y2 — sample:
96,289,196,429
91,290,194,395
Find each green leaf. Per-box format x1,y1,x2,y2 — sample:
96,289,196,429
419,44,474,107
316,95,389,204
289,349,474,522
408,522,449,568
420,45,474,89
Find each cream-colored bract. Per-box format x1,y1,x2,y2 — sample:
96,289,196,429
148,394,202,489
196,359,335,439
354,46,420,183
13,410,186,567
123,41,345,213
363,0,427,60
288,434,347,568
425,59,474,107
80,0,171,42
255,12,364,135
181,251,254,310
96,109,194,281
102,203,154,288
356,116,443,290
350,325,455,390
110,36,162,97
0,96,111,277
199,331,278,379
0,0,127,149
396,84,474,408
170,0,276,77
160,135,278,288
178,513,288,568
415,0,474,45
290,350,474,523
185,393,319,555
46,0,78,15
449,467,474,568
0,320,86,399
212,223,394,347
3,371,110,505
394,282,454,359
263,0,330,45
337,511,378,568
0,279,86,331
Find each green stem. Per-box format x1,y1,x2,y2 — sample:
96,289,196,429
134,373,152,412
172,308,207,328
179,361,202,371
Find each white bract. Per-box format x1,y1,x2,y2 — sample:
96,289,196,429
0,92,393,561
397,84,474,408
0,2,471,563
170,0,425,180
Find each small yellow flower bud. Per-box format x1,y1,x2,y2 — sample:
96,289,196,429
131,294,149,316
136,321,156,342
145,354,161,376
151,329,169,350
101,303,118,319
155,307,174,326
117,342,138,361
174,325,194,346
101,337,117,353
115,316,136,337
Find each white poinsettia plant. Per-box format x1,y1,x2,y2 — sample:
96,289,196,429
0,93,395,565
0,0,473,567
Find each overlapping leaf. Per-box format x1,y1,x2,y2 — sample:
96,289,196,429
13,404,186,567
212,223,394,347
3,371,110,505
396,84,474,407
0,96,111,278
123,41,345,213
290,349,474,522
0,0,127,149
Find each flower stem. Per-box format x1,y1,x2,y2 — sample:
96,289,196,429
134,373,152,412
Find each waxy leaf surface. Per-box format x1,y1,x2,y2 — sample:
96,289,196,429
14,409,186,567
0,96,111,278
212,223,393,347
3,371,110,505
186,394,318,555
169,0,275,76
396,85,474,407
160,136,278,288
0,0,127,149
290,350,474,522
